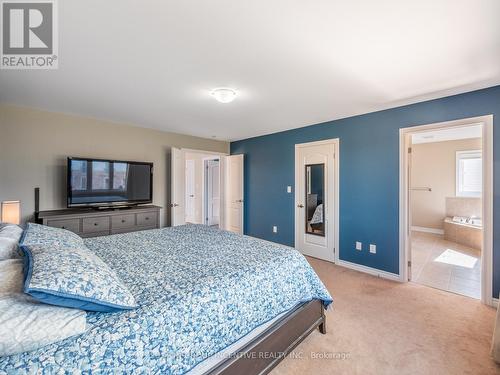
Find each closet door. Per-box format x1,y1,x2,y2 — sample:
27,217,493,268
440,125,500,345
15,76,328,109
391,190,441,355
185,159,196,223
224,154,244,234
171,147,186,226
295,141,335,262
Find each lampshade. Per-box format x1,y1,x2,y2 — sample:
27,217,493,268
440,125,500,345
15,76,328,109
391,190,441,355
1,201,20,225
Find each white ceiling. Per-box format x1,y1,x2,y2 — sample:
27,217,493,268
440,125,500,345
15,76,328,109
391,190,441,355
1,0,499,141
411,124,482,144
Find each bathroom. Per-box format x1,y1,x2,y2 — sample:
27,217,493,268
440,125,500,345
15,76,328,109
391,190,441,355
409,125,483,299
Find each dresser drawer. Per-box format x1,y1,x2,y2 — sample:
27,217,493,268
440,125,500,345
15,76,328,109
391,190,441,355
137,212,157,227
46,218,80,233
82,216,110,234
111,214,135,229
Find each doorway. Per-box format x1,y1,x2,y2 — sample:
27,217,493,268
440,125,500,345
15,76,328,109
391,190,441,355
203,158,220,227
294,139,339,263
399,116,493,305
171,148,244,234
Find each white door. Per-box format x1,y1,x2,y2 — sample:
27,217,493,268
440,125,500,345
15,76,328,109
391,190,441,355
185,159,196,223
206,159,220,226
224,154,244,234
295,141,336,262
171,147,186,226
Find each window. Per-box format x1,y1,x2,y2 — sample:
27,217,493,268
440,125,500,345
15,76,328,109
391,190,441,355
456,150,482,197
113,162,128,190
92,161,110,190
71,160,88,190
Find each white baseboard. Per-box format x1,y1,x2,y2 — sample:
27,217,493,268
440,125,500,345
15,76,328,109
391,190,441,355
493,298,498,308
411,226,444,235
336,259,401,282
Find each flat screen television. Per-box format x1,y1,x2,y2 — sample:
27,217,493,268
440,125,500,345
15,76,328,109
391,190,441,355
67,157,153,208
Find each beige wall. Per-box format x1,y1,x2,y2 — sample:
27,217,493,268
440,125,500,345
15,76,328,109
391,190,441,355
410,138,481,230
0,105,229,226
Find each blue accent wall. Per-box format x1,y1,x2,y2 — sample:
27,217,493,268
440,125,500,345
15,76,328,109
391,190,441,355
231,85,500,297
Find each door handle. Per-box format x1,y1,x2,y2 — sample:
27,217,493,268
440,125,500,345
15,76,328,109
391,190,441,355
297,204,304,208
170,203,179,207
189,195,194,197
236,199,243,203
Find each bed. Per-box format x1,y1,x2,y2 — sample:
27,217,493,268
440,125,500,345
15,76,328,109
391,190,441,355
0,224,332,374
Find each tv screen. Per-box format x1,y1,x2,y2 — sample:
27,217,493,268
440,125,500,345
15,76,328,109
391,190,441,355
67,157,153,208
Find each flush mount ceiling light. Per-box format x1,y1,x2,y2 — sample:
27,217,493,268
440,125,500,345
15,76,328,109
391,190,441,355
210,88,237,103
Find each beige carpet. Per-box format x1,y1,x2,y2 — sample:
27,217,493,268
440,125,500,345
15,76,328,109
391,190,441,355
272,257,499,375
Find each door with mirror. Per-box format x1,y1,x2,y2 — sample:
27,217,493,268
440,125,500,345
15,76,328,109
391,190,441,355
295,141,336,262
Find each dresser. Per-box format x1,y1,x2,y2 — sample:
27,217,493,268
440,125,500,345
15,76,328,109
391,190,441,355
38,205,161,238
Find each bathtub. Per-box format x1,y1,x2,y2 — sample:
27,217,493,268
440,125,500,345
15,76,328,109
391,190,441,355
443,217,482,250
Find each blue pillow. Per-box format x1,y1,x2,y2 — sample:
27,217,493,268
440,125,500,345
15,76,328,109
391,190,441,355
21,223,84,248
20,225,136,312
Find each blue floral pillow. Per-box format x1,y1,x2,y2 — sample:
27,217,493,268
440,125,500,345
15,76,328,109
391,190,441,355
20,225,136,312
21,223,84,249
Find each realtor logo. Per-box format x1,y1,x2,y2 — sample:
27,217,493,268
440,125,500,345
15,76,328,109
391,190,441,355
1,0,58,69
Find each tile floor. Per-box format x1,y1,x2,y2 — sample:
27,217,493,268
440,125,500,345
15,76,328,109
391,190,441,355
411,231,481,299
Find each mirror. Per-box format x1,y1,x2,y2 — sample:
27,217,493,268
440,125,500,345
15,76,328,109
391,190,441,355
305,164,325,236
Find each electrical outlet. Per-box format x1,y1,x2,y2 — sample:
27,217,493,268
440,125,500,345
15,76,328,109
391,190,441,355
369,244,376,254
355,241,362,251
287,186,292,193
273,226,278,233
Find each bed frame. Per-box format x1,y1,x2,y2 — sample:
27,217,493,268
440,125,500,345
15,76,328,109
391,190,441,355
207,299,326,375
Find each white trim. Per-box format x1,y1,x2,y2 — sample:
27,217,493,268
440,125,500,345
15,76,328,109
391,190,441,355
295,139,340,148
181,147,229,156
411,226,444,235
336,260,401,282
399,115,494,306
493,298,499,309
294,139,340,264
482,117,494,306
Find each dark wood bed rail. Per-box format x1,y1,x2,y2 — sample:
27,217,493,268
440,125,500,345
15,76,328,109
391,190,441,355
207,299,326,375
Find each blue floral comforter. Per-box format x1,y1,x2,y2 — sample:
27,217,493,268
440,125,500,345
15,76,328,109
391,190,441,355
0,224,333,374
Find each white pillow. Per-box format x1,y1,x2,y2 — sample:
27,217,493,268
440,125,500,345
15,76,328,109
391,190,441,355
0,258,24,294
0,259,87,357
0,223,23,260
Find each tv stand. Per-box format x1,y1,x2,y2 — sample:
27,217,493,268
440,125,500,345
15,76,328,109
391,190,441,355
38,205,161,238
92,205,134,211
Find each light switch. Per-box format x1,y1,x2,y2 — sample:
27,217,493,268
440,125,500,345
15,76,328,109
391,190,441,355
287,186,292,193
355,242,362,251
273,226,278,233
369,244,376,254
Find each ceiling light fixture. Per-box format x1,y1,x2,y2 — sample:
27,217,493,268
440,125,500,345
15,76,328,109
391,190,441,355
210,88,237,103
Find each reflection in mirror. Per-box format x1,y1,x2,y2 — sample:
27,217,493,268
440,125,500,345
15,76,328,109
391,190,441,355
305,164,325,236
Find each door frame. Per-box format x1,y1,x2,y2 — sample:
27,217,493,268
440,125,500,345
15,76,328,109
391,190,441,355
399,115,493,306
294,139,340,263
174,148,228,228
202,156,220,226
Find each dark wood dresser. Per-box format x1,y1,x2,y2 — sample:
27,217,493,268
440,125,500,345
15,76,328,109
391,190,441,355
38,205,161,238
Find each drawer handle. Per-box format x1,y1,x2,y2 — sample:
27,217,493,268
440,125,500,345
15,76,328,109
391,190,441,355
61,226,66,229
145,217,149,221
121,220,126,223
94,223,98,226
